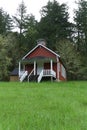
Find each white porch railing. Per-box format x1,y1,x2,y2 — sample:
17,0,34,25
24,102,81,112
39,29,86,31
20,71,28,82
38,69,56,83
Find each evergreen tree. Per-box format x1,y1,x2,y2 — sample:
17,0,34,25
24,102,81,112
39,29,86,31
13,0,28,55
0,8,13,35
0,33,20,80
74,0,87,55
13,0,27,35
38,0,72,50
0,35,11,80
25,14,39,50
74,0,87,79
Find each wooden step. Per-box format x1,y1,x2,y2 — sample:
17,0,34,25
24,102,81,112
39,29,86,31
29,75,39,82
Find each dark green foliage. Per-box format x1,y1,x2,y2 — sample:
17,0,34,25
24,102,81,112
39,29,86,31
0,8,13,34
0,34,19,80
38,0,72,49
13,0,27,35
74,0,87,55
74,0,87,79
13,1,38,55
5,33,20,67
56,40,83,80
25,14,39,50
0,35,11,80
13,0,28,58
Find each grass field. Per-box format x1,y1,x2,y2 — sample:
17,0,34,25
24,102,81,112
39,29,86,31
0,81,87,130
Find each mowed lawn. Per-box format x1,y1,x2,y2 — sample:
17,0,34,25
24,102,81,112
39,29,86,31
0,82,87,130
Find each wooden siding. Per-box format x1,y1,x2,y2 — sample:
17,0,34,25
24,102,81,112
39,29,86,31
44,63,50,69
26,46,56,59
10,76,19,81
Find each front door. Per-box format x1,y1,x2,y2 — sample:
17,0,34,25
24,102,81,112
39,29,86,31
37,62,43,75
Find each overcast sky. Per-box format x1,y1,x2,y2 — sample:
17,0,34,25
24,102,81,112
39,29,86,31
0,0,78,22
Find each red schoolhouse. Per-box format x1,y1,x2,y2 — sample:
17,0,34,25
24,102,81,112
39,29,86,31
19,39,66,82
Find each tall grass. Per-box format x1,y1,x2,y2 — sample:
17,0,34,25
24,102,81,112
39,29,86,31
0,81,87,130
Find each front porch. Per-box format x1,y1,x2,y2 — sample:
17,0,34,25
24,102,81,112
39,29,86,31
19,57,57,82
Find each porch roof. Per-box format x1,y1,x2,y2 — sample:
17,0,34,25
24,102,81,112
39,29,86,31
21,56,56,63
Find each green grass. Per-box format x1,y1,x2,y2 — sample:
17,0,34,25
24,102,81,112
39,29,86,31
0,81,87,130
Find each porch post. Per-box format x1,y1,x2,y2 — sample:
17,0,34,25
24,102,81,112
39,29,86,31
19,62,21,77
57,57,59,81
50,60,53,82
34,61,36,75
50,60,53,71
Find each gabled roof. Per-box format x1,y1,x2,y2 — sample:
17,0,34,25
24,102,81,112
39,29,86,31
10,68,18,76
22,44,60,60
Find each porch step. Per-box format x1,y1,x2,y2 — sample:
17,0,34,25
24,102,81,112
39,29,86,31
29,75,39,82
23,76,28,82
41,76,56,82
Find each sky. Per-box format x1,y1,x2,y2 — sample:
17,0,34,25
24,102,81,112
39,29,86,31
0,0,78,22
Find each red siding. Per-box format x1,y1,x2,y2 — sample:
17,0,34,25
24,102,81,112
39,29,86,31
26,46,56,59
44,63,50,69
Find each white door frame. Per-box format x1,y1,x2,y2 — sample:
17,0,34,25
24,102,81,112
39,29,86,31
37,62,43,75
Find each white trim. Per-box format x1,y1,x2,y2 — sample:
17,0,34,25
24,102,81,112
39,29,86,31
57,57,59,81
51,60,53,71
22,44,60,60
34,61,36,75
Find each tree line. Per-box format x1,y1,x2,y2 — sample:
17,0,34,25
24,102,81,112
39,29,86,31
0,0,87,81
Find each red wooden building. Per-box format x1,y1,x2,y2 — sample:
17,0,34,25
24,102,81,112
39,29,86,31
19,39,66,82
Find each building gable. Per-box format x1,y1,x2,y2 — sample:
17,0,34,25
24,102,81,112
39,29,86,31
26,46,56,59
22,44,60,60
